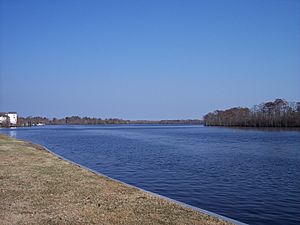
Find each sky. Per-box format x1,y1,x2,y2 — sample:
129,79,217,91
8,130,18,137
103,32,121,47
0,0,299,120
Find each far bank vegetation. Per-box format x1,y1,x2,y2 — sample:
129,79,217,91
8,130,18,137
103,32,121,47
203,99,300,127
17,117,202,126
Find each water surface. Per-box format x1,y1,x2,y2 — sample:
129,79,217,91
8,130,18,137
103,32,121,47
1,125,299,225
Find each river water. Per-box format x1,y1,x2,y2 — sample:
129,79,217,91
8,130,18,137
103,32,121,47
1,125,299,225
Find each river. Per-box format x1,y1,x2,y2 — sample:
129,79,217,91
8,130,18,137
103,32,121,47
1,125,299,225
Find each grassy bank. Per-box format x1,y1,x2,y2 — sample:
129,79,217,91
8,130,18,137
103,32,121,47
0,135,231,225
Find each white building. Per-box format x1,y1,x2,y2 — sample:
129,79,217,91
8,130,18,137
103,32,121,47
7,112,18,125
0,112,18,126
0,114,8,124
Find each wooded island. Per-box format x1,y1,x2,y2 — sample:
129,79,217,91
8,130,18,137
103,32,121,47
203,99,300,127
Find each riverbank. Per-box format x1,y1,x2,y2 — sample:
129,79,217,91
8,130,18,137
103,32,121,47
0,135,231,225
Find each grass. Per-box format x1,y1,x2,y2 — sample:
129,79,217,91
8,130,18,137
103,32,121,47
0,134,232,225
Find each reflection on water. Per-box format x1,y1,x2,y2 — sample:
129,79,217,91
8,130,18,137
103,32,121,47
1,125,300,225
9,128,17,138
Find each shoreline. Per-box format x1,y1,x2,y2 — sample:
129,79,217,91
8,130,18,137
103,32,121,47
0,134,245,225
2,123,203,128
31,139,246,225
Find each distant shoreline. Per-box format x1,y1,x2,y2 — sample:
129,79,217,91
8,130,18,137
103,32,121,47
14,117,203,127
203,99,300,128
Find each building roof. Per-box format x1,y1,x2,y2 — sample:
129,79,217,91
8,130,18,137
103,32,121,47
0,112,17,116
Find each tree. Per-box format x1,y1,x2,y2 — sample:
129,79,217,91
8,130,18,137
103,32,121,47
203,99,300,127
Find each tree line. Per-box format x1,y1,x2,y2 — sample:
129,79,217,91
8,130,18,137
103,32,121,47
17,116,202,126
203,99,300,127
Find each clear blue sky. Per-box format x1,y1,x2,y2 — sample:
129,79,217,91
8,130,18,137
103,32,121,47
0,0,299,120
